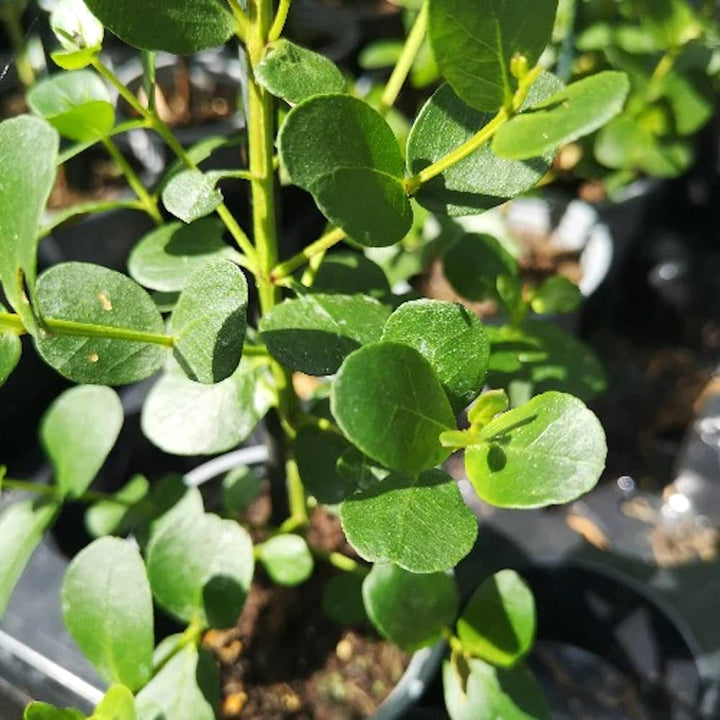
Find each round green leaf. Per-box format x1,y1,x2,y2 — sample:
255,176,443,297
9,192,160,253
41,385,123,499
27,70,114,142
0,304,21,388
341,469,478,573
62,537,154,691
146,512,254,629
457,570,535,667
0,116,59,334
332,343,455,474
135,645,219,720
222,466,262,513
85,474,150,538
407,75,563,216
94,685,136,720
362,564,458,652
24,704,85,720
295,426,356,504
486,320,607,403
258,534,314,587
382,299,490,412
279,94,412,247
443,658,549,720
465,391,607,508
35,262,167,385
171,259,247,384
493,72,630,160
661,69,714,136
443,233,518,303
530,276,582,315
256,39,346,104
429,0,559,112
141,358,274,456
83,0,234,54
128,218,238,293
260,294,390,376
162,170,223,224
322,572,367,626
312,253,391,299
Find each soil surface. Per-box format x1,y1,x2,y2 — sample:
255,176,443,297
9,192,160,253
204,507,409,720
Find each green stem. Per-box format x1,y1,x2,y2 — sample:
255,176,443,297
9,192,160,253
2,478,136,506
647,48,679,101
270,227,345,282
1,7,34,87
102,137,163,223
58,120,151,165
227,0,250,40
286,457,309,527
311,548,366,574
378,0,429,114
268,0,291,43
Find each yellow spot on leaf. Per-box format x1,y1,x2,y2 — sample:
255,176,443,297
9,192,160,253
87,352,99,363
97,292,113,311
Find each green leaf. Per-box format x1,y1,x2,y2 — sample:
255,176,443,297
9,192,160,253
0,499,58,617
0,116,59,333
256,39,346,104
51,0,104,53
312,253,391,299
85,475,150,538
493,72,630,160
279,94,412,247
142,357,274,456
295,426,356,504
486,320,607,404
35,263,167,385
146,512,254,628
341,469,477,573
443,233,518,303
359,40,404,70
362,564,458,651
661,69,714,136
429,0,559,111
260,294,390,376
83,0,234,54
24,703,85,720
382,299,490,412
638,0,702,49
222,466,262,513
41,385,123,498
457,570,535,667
62,537,154,690
258,534,314,587
0,304,22,388
171,260,247,384
161,170,223,224
93,685,136,720
135,645,219,720
128,218,238,293
332,343,455,474
443,657,549,720
407,74,563,216
465,391,606,508
467,390,508,428
322,573,367,626
27,70,114,142
530,276,582,315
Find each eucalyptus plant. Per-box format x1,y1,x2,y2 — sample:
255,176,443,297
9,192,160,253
0,0,631,718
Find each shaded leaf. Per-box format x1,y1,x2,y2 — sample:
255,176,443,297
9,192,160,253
0,303,22,388
322,573,367,626
258,534,314,587
222,466,262,513
312,253,391,299
295,426,355,504
530,276,582,315
85,474,150,538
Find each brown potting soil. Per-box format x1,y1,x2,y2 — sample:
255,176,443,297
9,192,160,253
205,505,409,720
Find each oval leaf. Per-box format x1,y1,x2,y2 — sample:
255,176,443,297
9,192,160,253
83,0,234,54
128,218,238,293
429,0,559,111
260,294,390,376
85,474,150,538
465,391,607,508
24,704,85,720
41,385,123,498
171,259,247,384
362,564,458,652
0,116,59,333
341,469,478,573
256,39,346,104
141,357,274,456
35,262,167,385
258,534,314,587
407,75,563,216
0,304,22,388
146,512,254,629
62,537,154,690
162,169,223,224
493,72,630,160
27,70,114,142
332,343,455,474
279,94,412,247
295,426,355,504
94,685,137,720
382,299,490,412
457,570,535,667
312,252,391,298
